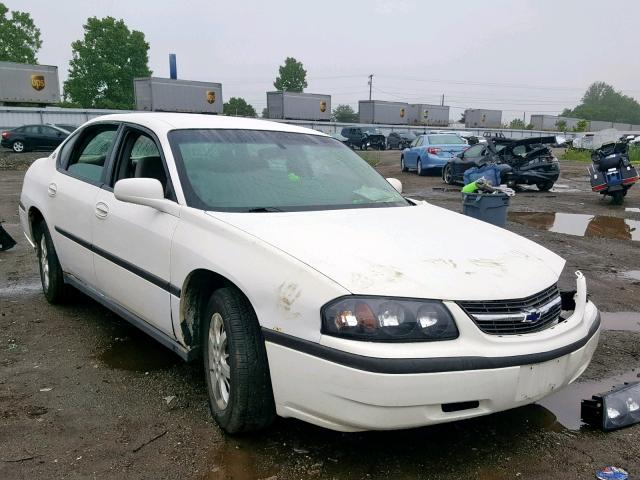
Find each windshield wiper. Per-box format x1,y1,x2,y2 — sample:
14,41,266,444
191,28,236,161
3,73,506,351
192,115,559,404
246,207,285,213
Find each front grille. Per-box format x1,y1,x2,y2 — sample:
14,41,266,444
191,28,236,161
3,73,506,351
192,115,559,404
458,284,562,335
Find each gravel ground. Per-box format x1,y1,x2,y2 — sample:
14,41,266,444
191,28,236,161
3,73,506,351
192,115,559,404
1,148,639,480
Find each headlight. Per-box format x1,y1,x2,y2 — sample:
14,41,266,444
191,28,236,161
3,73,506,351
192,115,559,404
581,382,640,431
321,296,458,342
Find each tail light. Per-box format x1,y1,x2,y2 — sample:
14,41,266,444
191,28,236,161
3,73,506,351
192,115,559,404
427,147,441,154
1,131,9,139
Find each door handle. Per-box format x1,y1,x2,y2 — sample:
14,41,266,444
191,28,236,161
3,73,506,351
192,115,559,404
47,183,57,197
95,202,109,219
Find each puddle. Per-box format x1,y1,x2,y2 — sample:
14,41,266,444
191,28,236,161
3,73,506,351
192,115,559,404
98,333,181,371
509,211,640,241
550,183,581,193
626,207,640,213
204,438,280,480
619,270,640,282
538,369,640,430
601,311,640,332
0,282,41,296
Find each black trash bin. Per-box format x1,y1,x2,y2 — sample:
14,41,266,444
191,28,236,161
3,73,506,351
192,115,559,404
462,193,510,227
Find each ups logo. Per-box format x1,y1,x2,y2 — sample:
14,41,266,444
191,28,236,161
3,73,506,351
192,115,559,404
206,90,216,104
400,108,405,118
31,75,45,91
320,101,327,113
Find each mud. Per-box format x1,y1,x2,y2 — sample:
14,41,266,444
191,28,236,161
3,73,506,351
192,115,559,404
1,149,640,479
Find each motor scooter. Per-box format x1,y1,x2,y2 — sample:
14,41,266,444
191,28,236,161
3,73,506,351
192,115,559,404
589,139,638,204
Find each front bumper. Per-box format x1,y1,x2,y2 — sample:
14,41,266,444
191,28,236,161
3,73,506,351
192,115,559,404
264,274,600,432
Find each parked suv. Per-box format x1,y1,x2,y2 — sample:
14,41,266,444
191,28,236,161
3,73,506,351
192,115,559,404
387,131,416,150
341,126,386,150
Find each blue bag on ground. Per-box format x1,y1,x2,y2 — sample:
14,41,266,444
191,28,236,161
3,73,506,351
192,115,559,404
463,164,503,186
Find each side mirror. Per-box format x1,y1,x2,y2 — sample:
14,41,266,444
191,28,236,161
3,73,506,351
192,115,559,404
386,177,403,194
114,178,179,216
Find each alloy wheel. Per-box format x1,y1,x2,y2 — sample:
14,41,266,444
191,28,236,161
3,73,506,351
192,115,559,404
208,312,230,410
13,141,24,153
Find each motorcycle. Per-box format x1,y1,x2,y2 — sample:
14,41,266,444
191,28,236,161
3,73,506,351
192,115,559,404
589,138,638,205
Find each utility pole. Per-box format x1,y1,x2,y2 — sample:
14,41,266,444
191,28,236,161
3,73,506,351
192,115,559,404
368,74,373,101
523,112,526,125
441,94,445,106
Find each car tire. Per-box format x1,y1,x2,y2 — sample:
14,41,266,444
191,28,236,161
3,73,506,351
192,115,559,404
12,140,25,153
443,164,454,184
536,181,553,192
417,159,425,176
35,221,67,304
611,191,625,205
401,156,408,172
203,287,276,434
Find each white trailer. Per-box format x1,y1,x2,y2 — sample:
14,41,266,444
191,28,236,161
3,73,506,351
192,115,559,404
0,62,60,105
267,92,331,121
134,77,223,114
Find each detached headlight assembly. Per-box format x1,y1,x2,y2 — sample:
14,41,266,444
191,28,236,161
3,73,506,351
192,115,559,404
321,297,458,342
581,382,640,431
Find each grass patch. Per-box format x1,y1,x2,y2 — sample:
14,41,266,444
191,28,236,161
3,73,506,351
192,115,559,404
358,150,382,167
560,145,640,163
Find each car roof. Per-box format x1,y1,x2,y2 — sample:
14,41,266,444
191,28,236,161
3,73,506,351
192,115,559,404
85,112,328,137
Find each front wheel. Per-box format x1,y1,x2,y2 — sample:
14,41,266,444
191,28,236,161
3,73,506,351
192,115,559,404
203,287,276,433
611,190,625,205
12,140,25,153
35,222,66,304
443,164,454,184
536,181,553,192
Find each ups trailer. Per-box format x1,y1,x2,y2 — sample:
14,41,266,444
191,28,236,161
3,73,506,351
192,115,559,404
407,104,450,126
267,91,331,121
359,100,409,125
464,109,502,129
0,61,60,105
134,77,223,114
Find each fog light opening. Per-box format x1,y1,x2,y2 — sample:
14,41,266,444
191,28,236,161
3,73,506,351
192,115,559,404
442,401,480,413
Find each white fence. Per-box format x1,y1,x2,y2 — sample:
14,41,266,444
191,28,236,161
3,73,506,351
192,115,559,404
0,105,577,139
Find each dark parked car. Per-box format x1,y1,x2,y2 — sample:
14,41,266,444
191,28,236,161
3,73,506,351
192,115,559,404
1,124,70,153
442,136,560,190
386,131,416,150
340,126,386,150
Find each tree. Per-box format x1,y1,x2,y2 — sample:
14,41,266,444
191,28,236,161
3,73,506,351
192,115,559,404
562,82,640,124
525,123,534,130
273,57,307,92
64,16,151,109
555,120,567,131
223,97,256,117
458,112,466,124
0,2,42,63
508,118,526,129
261,107,269,119
332,104,358,122
572,119,589,132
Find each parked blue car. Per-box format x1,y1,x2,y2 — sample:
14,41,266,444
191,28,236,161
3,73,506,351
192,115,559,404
401,133,468,176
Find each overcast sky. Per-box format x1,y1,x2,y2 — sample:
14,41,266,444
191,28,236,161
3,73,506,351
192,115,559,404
8,0,640,121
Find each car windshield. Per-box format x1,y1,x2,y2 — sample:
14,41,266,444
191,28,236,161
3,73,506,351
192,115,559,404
168,129,408,212
427,134,466,145
363,127,381,134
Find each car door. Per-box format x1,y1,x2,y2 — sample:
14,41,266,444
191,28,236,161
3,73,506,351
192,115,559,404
40,126,67,149
405,136,422,168
23,125,43,149
50,122,121,286
91,125,179,337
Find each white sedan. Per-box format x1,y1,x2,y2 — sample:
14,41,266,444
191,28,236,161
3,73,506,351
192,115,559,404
19,113,600,433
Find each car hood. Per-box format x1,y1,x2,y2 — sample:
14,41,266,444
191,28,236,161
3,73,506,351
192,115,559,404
207,203,565,301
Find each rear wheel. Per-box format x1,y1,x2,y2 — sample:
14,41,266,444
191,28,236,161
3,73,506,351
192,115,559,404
536,181,553,192
12,140,25,153
443,164,454,184
203,287,276,433
611,190,625,205
35,222,66,304
400,156,408,172
417,159,425,176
